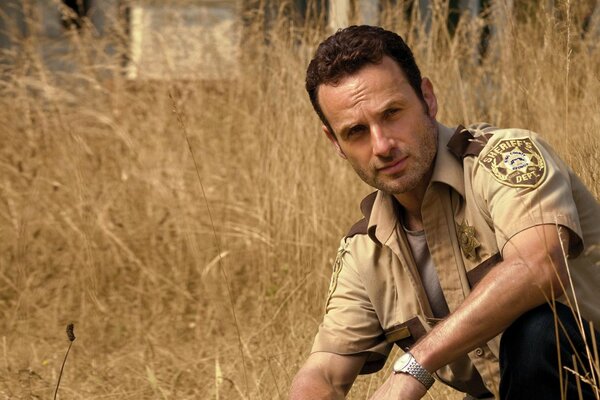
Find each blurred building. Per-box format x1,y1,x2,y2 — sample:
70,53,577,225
0,0,240,80
125,0,239,79
0,1,597,80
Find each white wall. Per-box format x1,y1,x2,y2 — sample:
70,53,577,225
127,2,239,80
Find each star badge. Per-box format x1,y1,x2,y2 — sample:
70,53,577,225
457,220,481,260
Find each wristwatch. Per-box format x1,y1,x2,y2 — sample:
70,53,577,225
392,352,435,390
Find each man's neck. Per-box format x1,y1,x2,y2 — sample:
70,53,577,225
395,194,424,231
393,170,434,232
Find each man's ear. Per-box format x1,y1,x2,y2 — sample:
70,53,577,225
421,77,438,119
322,125,347,159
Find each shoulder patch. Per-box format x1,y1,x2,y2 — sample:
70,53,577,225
325,244,347,310
479,137,547,188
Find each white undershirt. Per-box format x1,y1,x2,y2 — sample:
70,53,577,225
403,227,450,319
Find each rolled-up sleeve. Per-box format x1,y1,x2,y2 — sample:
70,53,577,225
473,131,584,257
311,238,392,374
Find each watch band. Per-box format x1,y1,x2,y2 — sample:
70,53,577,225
392,352,435,390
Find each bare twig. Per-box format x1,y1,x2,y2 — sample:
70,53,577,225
54,323,76,400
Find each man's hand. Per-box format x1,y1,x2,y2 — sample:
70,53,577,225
369,373,427,400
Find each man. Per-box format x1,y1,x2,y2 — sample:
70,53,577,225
290,25,600,400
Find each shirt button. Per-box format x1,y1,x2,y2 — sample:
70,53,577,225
475,348,484,357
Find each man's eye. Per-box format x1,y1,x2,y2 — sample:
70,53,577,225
348,125,367,137
384,108,399,118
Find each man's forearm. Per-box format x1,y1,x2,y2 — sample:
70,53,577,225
410,226,568,372
289,368,346,400
289,352,365,399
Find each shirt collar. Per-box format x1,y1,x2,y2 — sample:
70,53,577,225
365,122,466,245
431,122,466,198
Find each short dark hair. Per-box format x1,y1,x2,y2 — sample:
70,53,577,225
305,25,424,135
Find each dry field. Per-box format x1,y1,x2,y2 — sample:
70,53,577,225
0,1,598,399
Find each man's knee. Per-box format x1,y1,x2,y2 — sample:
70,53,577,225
499,303,584,379
501,303,560,358
500,303,599,399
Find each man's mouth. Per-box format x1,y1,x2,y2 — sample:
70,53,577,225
377,157,408,175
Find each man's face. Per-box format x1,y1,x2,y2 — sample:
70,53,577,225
318,56,438,196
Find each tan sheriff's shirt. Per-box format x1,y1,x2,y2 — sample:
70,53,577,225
311,122,600,397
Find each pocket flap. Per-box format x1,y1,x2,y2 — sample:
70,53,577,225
384,316,428,350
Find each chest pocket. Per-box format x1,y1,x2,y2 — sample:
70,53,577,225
448,124,503,288
458,184,502,288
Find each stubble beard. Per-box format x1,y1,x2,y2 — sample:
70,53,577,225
352,120,438,195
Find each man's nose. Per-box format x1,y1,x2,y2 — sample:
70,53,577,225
371,125,394,157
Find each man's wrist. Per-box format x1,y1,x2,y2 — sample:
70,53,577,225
392,352,435,390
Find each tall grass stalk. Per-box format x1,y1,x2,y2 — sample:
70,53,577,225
168,89,249,397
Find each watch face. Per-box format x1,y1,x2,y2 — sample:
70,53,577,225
392,352,435,389
393,353,413,371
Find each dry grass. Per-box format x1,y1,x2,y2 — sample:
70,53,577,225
0,1,598,399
